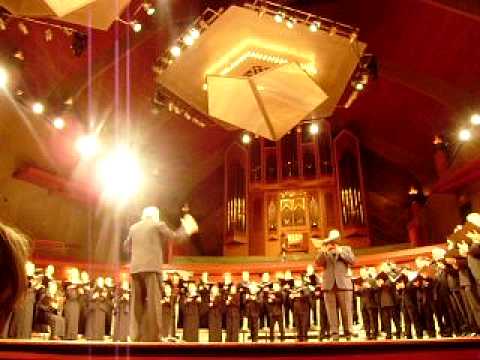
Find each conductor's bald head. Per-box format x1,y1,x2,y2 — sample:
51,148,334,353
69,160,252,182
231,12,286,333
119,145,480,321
142,206,160,223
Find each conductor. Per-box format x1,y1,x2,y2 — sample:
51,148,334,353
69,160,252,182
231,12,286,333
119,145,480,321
124,206,198,341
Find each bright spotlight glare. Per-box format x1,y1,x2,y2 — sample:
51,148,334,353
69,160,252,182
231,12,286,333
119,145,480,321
355,82,364,91
241,133,252,145
52,117,65,130
190,28,200,39
143,3,156,16
458,128,472,142
309,122,319,135
274,13,284,23
32,102,45,114
170,46,181,58
471,113,480,126
183,34,194,46
75,134,100,158
0,67,8,89
97,145,143,200
286,18,296,29
131,21,142,32
309,22,319,32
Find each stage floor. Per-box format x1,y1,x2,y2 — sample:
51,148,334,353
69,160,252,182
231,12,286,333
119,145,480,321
0,337,479,360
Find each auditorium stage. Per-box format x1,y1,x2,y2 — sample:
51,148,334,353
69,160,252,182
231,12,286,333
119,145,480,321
0,338,479,360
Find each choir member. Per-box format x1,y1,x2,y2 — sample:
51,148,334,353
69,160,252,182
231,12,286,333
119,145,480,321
313,278,329,341
238,271,250,328
63,268,81,340
160,283,176,340
183,282,201,342
104,277,115,337
208,285,223,342
416,267,436,338
444,249,470,336
225,285,241,342
259,273,272,329
357,267,378,340
431,248,455,337
77,271,91,335
456,240,480,332
112,280,130,342
85,277,109,341
376,265,401,339
198,272,211,329
245,284,261,342
266,282,284,342
281,270,294,329
290,279,310,342
396,271,422,339
8,261,36,339
36,281,65,340
302,264,318,327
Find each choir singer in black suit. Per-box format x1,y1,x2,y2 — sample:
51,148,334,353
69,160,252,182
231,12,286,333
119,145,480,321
123,206,198,342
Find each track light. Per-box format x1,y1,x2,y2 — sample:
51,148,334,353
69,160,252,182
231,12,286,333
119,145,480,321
143,2,156,16
52,117,65,130
131,21,142,32
190,28,200,40
309,122,319,135
241,132,252,145
183,34,194,46
170,46,181,58
458,128,472,142
32,102,45,115
354,82,364,91
0,67,8,89
309,21,320,32
470,113,480,126
71,32,87,56
274,12,285,23
286,18,296,29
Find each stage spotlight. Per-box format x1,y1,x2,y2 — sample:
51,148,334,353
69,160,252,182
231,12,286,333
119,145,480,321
309,122,319,135
183,34,194,46
354,82,364,91
52,117,65,130
75,134,100,158
143,2,156,16
97,145,143,201
71,32,87,57
170,45,181,58
309,21,320,32
470,113,480,126
286,18,296,29
131,21,142,32
458,128,472,142
190,28,200,40
32,102,45,114
274,12,285,23
241,132,252,145
0,67,8,89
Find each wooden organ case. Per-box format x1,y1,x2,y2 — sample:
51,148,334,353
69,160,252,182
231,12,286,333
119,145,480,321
224,122,370,256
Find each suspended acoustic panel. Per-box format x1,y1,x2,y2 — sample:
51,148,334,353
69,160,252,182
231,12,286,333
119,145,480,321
208,63,327,140
0,0,131,30
155,5,366,138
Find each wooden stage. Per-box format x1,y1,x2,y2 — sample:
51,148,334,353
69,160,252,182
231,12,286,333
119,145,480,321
0,338,479,360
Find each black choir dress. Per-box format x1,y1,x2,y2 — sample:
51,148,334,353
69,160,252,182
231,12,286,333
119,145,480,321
208,295,223,342
112,292,130,342
182,296,200,342
161,295,176,339
9,286,36,339
85,290,109,340
225,293,241,342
